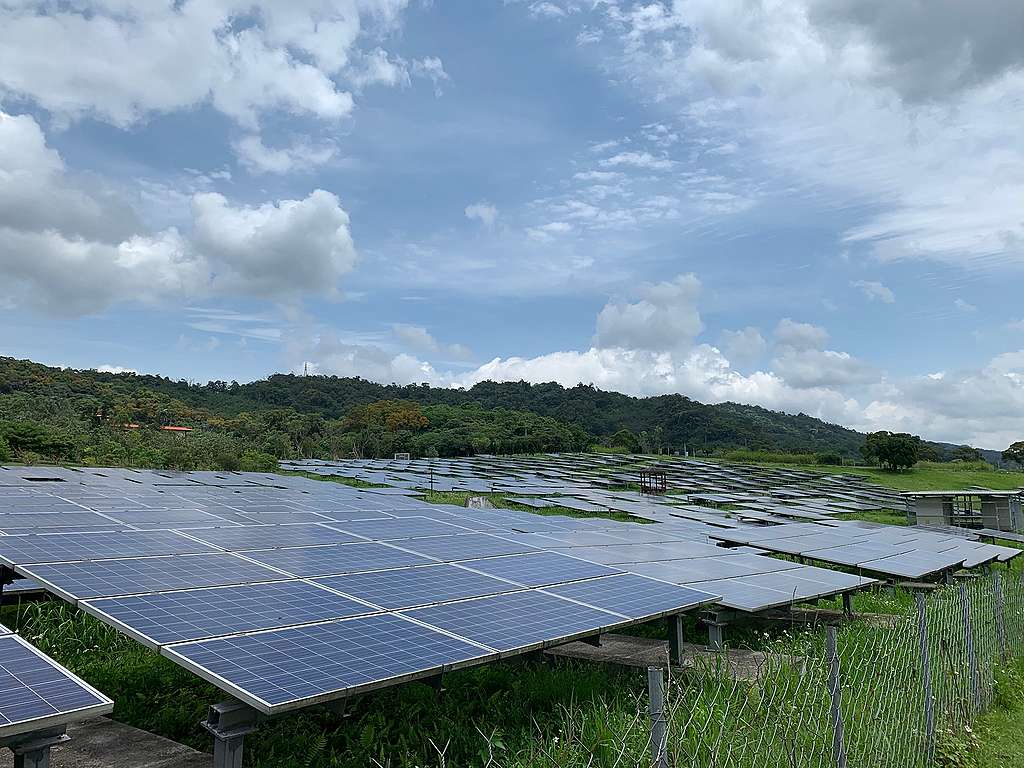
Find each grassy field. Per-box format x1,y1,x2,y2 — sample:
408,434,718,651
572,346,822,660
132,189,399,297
4,459,1024,766
757,460,1024,492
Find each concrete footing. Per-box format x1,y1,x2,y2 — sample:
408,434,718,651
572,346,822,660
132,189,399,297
0,719,211,768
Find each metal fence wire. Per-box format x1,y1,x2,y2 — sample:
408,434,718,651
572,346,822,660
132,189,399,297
637,572,1024,768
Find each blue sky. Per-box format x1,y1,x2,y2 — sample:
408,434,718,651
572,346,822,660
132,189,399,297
1,1,1023,448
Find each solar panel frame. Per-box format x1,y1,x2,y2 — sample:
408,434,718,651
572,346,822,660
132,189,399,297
0,634,113,738
164,613,495,714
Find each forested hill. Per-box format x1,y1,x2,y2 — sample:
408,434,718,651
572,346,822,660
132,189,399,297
0,356,867,457
233,375,869,456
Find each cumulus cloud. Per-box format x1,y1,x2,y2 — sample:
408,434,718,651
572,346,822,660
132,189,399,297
597,0,1024,270
0,111,358,314
0,1,414,129
465,202,499,228
851,280,896,304
412,57,450,96
599,151,675,171
392,324,472,360
774,319,830,350
233,135,338,175
595,274,703,352
719,327,767,367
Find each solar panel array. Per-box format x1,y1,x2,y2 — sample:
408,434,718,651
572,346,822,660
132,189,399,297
0,629,112,738
1,459,1011,717
0,465,724,714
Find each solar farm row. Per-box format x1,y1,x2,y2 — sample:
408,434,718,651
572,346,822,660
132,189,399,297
0,460,1017,720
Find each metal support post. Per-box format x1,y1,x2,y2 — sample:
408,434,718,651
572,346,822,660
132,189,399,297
1,727,69,768
702,611,727,651
826,625,847,768
959,583,982,713
842,592,853,618
202,701,263,768
994,572,1008,662
666,614,684,666
647,667,669,768
916,593,936,764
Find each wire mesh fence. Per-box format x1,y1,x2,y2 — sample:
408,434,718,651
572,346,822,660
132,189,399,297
636,571,1024,768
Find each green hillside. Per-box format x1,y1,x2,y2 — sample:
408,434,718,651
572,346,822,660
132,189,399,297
0,355,997,468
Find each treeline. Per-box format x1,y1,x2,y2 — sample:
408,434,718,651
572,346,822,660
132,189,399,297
1,358,873,455
0,358,589,469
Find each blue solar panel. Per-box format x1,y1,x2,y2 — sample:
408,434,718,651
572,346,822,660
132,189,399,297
0,634,112,737
243,542,435,577
0,530,219,566
184,524,362,551
21,553,286,601
328,516,471,541
165,613,491,714
84,581,374,646
397,533,538,561
403,591,618,652
541,574,718,618
458,551,622,587
315,564,518,610
0,512,117,530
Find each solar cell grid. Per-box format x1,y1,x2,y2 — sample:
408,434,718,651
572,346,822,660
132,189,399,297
166,613,491,713
315,564,518,609
396,533,539,561
404,590,620,653
541,574,718,618
183,524,362,551
243,542,436,577
459,551,622,587
0,634,113,737
0,530,219,566
328,516,471,541
21,553,287,601
84,580,375,646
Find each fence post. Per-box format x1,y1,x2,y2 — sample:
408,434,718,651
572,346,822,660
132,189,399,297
826,625,847,768
647,667,669,768
916,593,936,764
994,572,1008,663
959,582,982,714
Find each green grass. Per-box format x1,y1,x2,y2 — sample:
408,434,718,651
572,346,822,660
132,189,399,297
974,661,1024,767
752,461,1024,492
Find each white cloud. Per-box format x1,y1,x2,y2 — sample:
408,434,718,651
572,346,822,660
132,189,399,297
595,274,703,352
774,318,830,350
412,57,450,96
955,298,978,313
597,0,1024,271
392,324,472,360
526,221,573,241
465,202,499,228
233,135,337,175
600,151,675,171
720,326,767,367
94,365,136,375
0,2,414,129
0,111,358,314
851,280,896,304
771,347,878,389
190,190,357,300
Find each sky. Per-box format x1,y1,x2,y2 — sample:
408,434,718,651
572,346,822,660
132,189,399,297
1,1,1023,450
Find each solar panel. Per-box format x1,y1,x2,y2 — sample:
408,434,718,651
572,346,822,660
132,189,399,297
0,634,113,738
83,580,375,647
165,613,492,714
396,533,538,561
403,591,618,652
541,574,718,619
20,553,287,601
315,564,518,610
183,524,362,552
0,530,219,566
327,516,472,541
242,542,436,578
458,551,622,587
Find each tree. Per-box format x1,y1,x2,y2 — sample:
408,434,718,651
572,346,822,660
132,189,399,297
1003,441,1024,469
861,431,921,471
950,445,983,463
